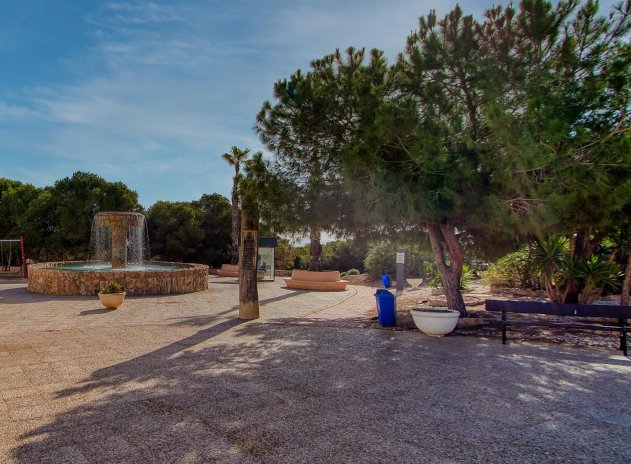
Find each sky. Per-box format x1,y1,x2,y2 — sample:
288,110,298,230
0,0,620,208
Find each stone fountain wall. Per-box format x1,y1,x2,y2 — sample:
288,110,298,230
27,262,209,296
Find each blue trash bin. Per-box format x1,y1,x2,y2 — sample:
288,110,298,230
381,274,391,288
375,289,396,327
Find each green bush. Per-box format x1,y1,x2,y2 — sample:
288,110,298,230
576,255,623,301
426,263,474,290
482,246,541,289
340,271,348,278
321,240,368,272
346,268,360,275
364,241,433,278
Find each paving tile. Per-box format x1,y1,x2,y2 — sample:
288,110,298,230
3,393,46,411
8,404,52,421
2,280,630,464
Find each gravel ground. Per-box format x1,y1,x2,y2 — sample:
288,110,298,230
1,279,630,463
4,323,631,463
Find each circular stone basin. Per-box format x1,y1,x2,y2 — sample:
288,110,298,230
28,261,209,296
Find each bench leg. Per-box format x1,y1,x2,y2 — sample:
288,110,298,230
620,319,627,356
502,312,507,345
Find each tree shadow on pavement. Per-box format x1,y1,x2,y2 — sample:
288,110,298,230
9,319,631,463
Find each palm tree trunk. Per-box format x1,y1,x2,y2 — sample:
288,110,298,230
308,229,322,272
230,187,240,264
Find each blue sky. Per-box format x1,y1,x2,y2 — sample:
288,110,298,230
0,0,619,208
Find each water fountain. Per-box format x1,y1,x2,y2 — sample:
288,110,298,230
27,211,208,296
93,212,146,269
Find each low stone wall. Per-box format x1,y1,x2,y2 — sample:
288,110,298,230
27,261,209,296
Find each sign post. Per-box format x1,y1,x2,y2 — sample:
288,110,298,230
396,249,405,292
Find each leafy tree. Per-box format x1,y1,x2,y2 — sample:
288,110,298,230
478,0,631,301
0,178,41,239
274,238,302,270
22,172,141,260
191,193,232,267
321,240,368,273
364,241,434,279
323,2,630,314
221,146,250,264
255,67,350,271
147,201,204,263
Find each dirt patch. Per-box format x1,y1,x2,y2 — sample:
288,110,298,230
344,274,381,286
359,276,625,352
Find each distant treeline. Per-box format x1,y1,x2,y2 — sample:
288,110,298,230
0,172,232,266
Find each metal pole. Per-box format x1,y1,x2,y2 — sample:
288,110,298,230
20,236,28,279
396,248,405,292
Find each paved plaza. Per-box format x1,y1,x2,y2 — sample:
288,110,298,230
1,277,630,463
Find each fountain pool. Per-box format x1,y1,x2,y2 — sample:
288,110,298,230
27,212,209,296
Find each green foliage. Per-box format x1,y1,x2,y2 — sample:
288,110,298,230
340,271,348,278
100,282,123,293
364,242,398,278
321,240,368,272
482,246,542,289
22,172,141,260
147,195,231,266
147,201,204,263
253,50,383,270
260,1,631,311
527,235,625,302
460,264,474,291
364,241,433,278
533,236,570,302
427,263,474,291
346,268,360,276
269,239,369,272
292,245,310,270
577,255,623,302
2,174,231,266
273,239,296,269
191,194,232,267
222,146,251,263
0,178,41,239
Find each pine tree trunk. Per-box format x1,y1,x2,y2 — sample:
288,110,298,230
308,229,322,272
621,250,631,306
230,187,240,265
427,224,467,316
238,208,259,320
565,228,593,303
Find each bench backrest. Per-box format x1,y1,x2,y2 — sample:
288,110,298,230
485,299,631,318
290,270,342,282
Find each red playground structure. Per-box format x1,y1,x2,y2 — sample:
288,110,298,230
0,236,28,278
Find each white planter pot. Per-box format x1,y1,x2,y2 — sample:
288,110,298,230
409,308,460,337
98,292,126,309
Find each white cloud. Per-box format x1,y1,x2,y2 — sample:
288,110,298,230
0,101,42,122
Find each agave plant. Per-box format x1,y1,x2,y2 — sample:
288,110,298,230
533,236,569,303
576,256,623,303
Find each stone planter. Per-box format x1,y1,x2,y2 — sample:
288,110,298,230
98,292,126,309
410,308,460,337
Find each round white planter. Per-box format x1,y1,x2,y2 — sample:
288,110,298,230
409,308,460,337
98,292,126,309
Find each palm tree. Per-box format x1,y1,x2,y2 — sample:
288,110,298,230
222,146,251,264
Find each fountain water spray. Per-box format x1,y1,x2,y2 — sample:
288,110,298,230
91,212,149,268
